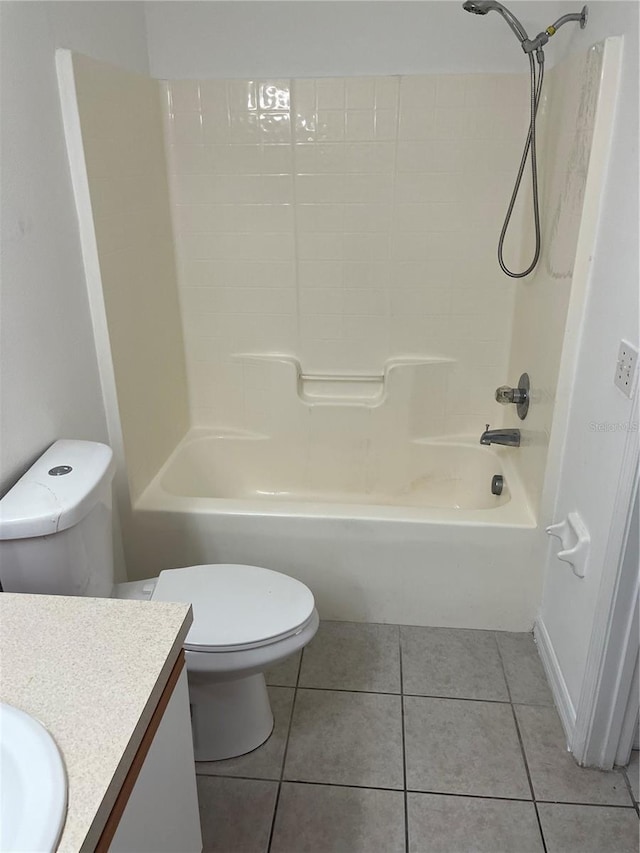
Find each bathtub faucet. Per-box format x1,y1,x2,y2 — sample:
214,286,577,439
480,424,521,447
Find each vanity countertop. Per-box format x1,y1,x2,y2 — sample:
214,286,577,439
0,592,192,852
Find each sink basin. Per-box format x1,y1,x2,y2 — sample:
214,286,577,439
0,703,67,852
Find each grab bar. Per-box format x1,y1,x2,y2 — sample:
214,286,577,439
299,373,384,383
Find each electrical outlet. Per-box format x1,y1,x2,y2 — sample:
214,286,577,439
614,340,638,398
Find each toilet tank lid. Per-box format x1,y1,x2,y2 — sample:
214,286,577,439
0,440,115,540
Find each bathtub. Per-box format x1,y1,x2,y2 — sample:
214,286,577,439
129,429,539,631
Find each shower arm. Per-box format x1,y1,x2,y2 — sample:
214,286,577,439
522,7,588,53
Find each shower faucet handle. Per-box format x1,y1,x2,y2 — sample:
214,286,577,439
494,373,530,420
495,385,526,405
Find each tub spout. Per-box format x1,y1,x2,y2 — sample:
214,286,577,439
480,424,521,447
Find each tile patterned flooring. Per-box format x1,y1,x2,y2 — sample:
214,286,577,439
196,622,640,852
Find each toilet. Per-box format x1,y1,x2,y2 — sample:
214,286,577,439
0,440,318,760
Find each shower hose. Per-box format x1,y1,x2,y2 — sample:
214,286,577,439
498,49,545,278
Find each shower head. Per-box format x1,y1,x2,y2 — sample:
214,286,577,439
463,1,588,54
462,0,498,14
462,0,529,44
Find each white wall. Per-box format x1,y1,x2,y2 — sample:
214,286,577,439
145,0,572,78
537,1,639,723
46,1,149,75
0,2,148,582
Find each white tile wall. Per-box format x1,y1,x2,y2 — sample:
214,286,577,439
163,72,530,433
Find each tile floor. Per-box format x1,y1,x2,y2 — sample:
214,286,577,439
196,622,640,853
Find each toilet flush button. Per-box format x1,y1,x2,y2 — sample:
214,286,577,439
48,466,73,476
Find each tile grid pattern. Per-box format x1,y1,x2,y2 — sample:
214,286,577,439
163,74,529,433
196,623,638,853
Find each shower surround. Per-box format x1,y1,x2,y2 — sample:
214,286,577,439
58,41,613,628
163,72,529,435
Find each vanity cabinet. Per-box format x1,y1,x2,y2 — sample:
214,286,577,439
97,654,202,853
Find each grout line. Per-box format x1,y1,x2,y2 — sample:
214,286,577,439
265,766,282,851
266,652,302,852
199,773,404,793
535,798,638,809
399,632,410,853
278,682,514,703
295,684,401,696
405,789,530,803
495,634,548,853
493,632,514,704
513,739,550,853
620,766,640,817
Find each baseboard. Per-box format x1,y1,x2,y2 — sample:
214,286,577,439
534,618,576,745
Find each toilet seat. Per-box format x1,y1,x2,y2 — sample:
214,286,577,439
151,564,316,653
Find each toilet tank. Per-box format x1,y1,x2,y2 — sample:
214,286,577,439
0,440,116,597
